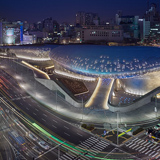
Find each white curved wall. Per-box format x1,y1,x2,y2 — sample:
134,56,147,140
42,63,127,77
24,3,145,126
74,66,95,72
35,78,82,107
120,71,160,95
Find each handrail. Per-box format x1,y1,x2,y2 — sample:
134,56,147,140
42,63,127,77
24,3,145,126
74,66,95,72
108,86,160,107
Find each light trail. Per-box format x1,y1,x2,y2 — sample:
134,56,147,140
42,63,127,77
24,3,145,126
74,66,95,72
0,74,136,159
0,93,136,159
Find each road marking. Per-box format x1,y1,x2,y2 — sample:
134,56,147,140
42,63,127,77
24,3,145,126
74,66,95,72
52,119,57,123
64,132,70,136
52,125,57,128
35,108,39,111
33,113,36,116
26,107,29,110
20,103,23,105
29,104,31,106
64,126,69,129
77,133,83,137
42,118,46,122
43,114,47,117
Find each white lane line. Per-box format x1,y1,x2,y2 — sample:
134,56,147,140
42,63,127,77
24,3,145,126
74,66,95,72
42,118,46,122
52,125,57,128
64,132,70,136
64,126,69,129
29,104,31,106
33,113,36,116
26,107,29,110
77,133,83,137
20,103,23,105
43,114,47,117
52,119,57,123
35,108,39,111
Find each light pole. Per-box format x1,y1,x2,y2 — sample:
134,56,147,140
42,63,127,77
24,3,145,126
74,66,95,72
81,98,83,122
117,111,119,146
155,94,158,118
56,90,58,111
117,102,121,146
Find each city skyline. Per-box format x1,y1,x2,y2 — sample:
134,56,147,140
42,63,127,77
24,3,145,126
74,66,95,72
0,0,157,23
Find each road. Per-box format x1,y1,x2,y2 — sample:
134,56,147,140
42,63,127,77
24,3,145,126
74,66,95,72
0,68,115,159
0,61,159,160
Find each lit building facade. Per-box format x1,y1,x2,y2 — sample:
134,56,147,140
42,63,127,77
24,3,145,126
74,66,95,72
2,21,23,45
139,19,150,40
80,25,123,43
116,15,139,40
23,33,37,44
76,12,100,26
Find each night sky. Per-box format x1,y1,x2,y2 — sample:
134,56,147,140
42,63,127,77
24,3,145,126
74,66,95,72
0,0,158,23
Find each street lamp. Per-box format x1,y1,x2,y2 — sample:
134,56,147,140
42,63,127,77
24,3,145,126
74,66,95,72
81,98,84,122
155,94,158,118
117,102,121,146
56,90,58,111
117,111,119,146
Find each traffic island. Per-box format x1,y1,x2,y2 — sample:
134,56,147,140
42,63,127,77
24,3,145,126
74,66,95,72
92,129,132,145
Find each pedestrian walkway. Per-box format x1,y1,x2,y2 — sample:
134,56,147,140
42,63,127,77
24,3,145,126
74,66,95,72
57,136,110,160
125,138,160,159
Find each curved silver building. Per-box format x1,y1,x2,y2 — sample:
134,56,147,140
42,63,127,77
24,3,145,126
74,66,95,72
2,44,160,113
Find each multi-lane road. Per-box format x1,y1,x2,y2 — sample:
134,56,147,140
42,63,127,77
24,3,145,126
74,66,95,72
0,66,115,159
0,60,160,160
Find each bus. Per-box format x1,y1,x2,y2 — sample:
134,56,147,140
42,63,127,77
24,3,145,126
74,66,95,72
8,130,26,151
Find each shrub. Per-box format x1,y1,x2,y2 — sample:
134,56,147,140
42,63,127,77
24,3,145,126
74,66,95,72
81,124,87,129
81,124,95,131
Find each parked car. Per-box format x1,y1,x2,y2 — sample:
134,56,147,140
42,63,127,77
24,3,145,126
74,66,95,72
38,140,49,150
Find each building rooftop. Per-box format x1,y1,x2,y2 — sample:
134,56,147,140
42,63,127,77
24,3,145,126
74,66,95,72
3,44,160,78
49,45,160,77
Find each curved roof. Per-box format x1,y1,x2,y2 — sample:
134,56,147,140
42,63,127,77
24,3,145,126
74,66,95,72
50,45,160,76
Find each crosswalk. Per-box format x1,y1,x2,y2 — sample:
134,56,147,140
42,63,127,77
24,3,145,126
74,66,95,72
125,137,160,159
57,136,110,160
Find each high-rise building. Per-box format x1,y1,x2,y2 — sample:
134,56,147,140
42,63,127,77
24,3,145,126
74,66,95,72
37,21,43,31
43,17,53,33
76,12,100,26
23,21,29,31
139,19,150,40
76,12,85,26
0,21,2,45
1,21,23,45
116,14,139,40
144,2,160,25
